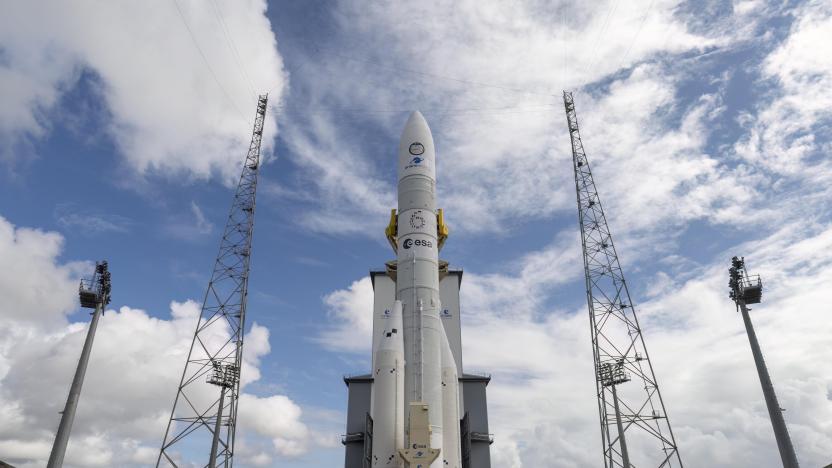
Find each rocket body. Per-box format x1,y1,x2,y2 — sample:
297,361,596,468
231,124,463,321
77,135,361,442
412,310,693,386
371,111,461,468
397,111,444,467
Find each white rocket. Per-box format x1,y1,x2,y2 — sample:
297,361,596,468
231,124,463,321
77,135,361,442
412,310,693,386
371,112,461,468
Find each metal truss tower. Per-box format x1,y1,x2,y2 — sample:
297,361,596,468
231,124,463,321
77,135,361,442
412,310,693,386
158,94,268,468
563,91,682,468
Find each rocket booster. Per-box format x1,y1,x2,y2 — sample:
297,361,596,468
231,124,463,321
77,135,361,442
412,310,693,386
371,301,405,466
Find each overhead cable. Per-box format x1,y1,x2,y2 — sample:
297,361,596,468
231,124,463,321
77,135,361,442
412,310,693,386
171,0,250,125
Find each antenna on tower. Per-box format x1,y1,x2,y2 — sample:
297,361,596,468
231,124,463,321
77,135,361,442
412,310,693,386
157,94,268,467
563,91,683,467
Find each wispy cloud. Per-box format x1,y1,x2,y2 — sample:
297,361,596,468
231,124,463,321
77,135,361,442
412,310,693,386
164,200,215,240
54,202,132,234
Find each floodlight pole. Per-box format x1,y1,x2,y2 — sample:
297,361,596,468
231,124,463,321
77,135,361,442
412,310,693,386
48,261,111,468
737,301,799,468
208,384,228,468
729,256,799,468
610,383,630,467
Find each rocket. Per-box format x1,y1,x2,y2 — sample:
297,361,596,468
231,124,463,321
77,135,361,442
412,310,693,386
371,112,461,468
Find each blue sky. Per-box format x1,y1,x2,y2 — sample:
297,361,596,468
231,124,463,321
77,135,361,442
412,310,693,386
1,0,831,467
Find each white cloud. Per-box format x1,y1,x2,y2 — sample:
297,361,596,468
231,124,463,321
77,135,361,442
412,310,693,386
0,0,286,182
315,277,375,353
0,215,323,467
735,1,832,175
0,216,87,328
53,203,133,235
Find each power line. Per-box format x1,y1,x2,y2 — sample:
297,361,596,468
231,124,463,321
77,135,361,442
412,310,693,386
270,103,559,116
170,0,250,125
210,0,257,100
286,36,559,100
583,0,622,77
616,0,656,71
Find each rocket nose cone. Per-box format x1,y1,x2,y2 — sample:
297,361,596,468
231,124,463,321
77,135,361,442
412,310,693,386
400,110,432,144
398,110,435,180
406,110,427,128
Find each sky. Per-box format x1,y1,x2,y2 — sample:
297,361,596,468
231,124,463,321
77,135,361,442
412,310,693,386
0,0,831,467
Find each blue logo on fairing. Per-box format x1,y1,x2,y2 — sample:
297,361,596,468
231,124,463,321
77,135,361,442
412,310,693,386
405,155,427,170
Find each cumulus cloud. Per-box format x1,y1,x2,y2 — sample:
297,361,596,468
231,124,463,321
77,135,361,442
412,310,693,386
0,215,321,467
0,0,286,182
0,216,87,327
315,277,375,353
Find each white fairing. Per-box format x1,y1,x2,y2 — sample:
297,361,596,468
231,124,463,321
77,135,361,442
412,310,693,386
441,330,462,468
397,111,444,467
371,301,405,467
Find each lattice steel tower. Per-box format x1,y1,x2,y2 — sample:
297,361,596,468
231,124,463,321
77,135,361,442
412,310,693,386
158,94,268,467
563,91,682,468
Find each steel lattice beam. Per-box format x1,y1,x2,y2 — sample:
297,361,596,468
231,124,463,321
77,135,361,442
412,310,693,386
564,91,683,468
157,95,268,468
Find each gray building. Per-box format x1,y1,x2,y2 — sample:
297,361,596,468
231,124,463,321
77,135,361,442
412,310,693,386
342,269,492,468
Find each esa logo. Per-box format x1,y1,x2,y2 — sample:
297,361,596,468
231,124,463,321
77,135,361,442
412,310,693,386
402,238,433,249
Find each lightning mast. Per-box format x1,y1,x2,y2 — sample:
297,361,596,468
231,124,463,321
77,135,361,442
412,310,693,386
563,91,682,467
157,94,268,467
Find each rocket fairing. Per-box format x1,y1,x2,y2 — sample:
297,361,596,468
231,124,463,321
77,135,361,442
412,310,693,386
370,112,462,468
